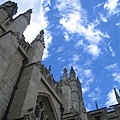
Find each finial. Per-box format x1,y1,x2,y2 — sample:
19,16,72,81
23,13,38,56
51,74,53,78
70,66,76,75
62,67,68,81
70,66,75,72
48,65,51,72
95,102,98,110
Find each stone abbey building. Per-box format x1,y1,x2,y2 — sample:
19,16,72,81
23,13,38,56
0,1,120,120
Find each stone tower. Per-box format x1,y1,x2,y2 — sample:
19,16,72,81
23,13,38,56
60,67,88,120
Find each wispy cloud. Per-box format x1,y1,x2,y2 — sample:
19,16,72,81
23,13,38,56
88,85,102,101
112,72,120,83
56,0,109,58
105,89,118,107
104,0,120,15
99,13,108,22
82,86,90,94
105,63,120,83
72,54,80,62
57,57,65,62
56,47,64,53
109,46,116,57
64,32,70,41
105,63,118,70
85,44,101,57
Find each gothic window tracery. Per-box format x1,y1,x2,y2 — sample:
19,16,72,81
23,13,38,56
35,100,49,120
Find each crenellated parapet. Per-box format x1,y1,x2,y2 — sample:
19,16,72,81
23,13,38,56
39,63,62,96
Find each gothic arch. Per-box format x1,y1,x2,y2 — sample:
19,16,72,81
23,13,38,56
35,92,59,120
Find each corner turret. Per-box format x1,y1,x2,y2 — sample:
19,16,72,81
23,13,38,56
69,67,80,112
60,68,71,113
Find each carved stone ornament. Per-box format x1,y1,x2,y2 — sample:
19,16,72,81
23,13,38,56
23,9,32,24
0,1,18,17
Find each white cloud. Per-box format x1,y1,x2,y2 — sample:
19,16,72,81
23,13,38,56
85,44,101,57
88,86,102,101
104,0,120,15
72,54,80,62
99,13,108,22
116,23,120,26
105,63,118,70
85,103,92,112
109,46,115,57
86,78,94,86
84,69,92,78
56,0,109,58
64,32,70,41
82,86,90,94
56,47,64,53
75,39,84,48
96,2,104,8
58,57,65,62
112,72,120,83
43,31,52,60
105,89,118,107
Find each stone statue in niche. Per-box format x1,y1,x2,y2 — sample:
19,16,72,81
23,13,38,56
0,1,18,17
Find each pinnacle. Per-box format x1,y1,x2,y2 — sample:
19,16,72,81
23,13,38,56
70,66,75,74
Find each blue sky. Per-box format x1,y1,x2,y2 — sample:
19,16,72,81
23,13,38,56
1,0,120,111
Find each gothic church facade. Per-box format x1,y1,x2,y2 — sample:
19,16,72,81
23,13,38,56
0,1,120,120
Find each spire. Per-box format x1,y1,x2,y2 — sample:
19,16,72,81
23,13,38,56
48,65,51,73
95,102,98,110
62,68,68,81
114,88,120,104
70,66,76,78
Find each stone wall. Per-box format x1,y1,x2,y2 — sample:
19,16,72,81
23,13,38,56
0,32,24,119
